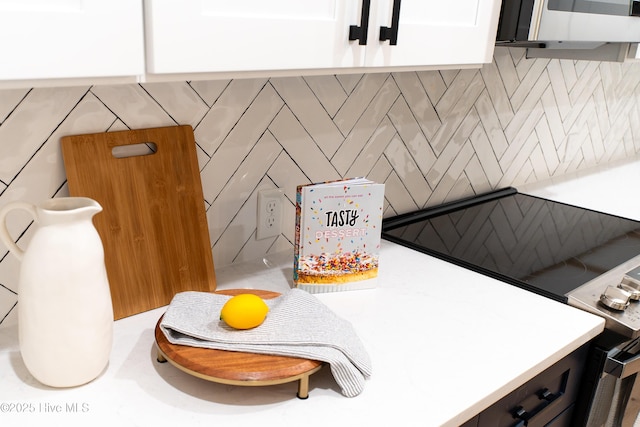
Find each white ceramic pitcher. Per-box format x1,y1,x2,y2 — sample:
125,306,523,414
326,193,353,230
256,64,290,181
0,197,113,387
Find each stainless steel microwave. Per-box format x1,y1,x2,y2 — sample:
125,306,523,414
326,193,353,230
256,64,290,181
497,0,640,48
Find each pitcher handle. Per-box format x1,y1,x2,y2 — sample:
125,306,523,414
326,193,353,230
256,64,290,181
0,202,37,261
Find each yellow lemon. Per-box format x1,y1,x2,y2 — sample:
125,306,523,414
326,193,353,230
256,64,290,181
220,294,269,330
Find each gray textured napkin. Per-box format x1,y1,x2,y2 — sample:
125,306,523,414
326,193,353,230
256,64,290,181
159,289,372,397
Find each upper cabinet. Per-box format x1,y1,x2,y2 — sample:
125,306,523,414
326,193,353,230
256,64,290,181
0,0,144,83
0,0,501,87
144,0,361,73
363,0,501,68
144,0,501,75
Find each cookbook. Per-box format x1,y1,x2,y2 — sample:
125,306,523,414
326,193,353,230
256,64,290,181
293,177,385,293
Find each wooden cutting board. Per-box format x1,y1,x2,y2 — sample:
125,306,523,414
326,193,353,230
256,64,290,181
61,125,216,320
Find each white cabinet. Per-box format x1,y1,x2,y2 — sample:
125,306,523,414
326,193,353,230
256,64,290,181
144,0,362,74
0,0,501,86
364,0,501,67
0,0,144,82
144,0,501,75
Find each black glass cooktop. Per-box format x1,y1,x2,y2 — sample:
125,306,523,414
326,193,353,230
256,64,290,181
382,188,640,303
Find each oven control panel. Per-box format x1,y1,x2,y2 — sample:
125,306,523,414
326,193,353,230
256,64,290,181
600,265,640,311
568,254,640,339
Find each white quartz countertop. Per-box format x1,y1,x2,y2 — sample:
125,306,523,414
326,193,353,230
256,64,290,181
0,239,604,426
520,157,640,220
11,156,640,426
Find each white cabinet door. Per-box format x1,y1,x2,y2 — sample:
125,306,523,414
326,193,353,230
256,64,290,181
0,0,144,81
145,0,364,74
365,0,501,67
145,0,500,76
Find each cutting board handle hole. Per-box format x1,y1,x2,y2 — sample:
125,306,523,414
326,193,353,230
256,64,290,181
112,142,158,159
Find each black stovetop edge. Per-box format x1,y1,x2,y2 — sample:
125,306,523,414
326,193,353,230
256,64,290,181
382,186,640,233
382,187,517,231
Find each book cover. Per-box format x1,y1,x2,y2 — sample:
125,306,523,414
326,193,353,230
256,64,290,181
293,178,385,293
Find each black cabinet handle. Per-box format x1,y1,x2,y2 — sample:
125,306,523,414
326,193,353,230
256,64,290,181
380,0,402,45
539,387,560,402
511,387,564,425
349,0,371,45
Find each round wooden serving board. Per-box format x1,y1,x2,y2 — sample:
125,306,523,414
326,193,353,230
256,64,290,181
155,289,324,398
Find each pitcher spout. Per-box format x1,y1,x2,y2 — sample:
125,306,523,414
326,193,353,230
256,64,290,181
37,197,103,227
43,197,102,215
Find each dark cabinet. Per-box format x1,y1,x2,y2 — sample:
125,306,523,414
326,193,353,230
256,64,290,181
461,343,589,427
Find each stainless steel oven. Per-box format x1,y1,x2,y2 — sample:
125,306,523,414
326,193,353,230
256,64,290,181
578,336,640,426
496,0,640,48
382,187,640,426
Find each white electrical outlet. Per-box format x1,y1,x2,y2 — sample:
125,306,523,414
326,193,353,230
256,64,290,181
256,188,283,240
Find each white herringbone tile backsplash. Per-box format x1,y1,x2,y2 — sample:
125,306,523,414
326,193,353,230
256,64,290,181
1,47,640,323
